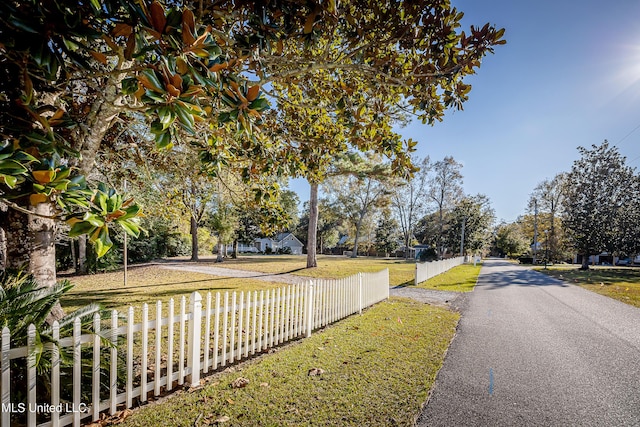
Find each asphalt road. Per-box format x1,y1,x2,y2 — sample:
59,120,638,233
418,258,640,426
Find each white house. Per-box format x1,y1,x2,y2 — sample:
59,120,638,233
254,232,304,255
228,233,304,255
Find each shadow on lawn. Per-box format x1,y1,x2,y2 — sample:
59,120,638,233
541,268,640,286
62,278,239,310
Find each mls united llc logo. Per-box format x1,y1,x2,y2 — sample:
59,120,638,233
2,402,89,414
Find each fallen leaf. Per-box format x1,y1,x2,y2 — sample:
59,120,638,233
231,377,250,388
260,382,269,387
215,415,230,423
308,368,325,376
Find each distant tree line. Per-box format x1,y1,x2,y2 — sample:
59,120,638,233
493,141,640,270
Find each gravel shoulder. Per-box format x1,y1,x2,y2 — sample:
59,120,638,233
390,286,465,308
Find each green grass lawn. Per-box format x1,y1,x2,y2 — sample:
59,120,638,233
60,266,284,319
537,266,640,308
121,298,459,427
415,263,482,292
207,254,416,287
60,256,415,323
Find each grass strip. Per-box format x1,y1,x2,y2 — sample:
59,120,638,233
537,266,640,308
415,263,482,292
122,298,459,427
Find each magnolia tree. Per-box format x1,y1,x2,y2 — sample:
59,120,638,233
0,0,505,296
562,141,637,269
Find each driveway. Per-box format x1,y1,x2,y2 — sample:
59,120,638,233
418,258,640,426
159,261,307,284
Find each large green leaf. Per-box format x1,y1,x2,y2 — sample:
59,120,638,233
68,221,96,237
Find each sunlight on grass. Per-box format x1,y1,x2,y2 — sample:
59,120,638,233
212,255,416,287
538,266,640,308
122,298,459,427
60,266,285,320
416,263,482,292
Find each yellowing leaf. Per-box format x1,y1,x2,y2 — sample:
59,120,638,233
48,108,66,126
29,193,48,206
32,170,55,184
66,217,82,226
176,57,189,74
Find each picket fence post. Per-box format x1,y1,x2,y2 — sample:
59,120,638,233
358,273,363,314
187,291,202,386
305,283,314,337
1,327,9,427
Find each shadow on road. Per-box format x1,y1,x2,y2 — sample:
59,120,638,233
479,262,568,290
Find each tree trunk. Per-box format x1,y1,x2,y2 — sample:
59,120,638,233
190,215,199,261
404,233,410,260
351,218,362,258
0,225,6,271
216,239,224,263
306,182,319,268
77,236,88,274
580,253,590,270
70,237,77,272
437,208,444,260
232,239,238,259
73,75,124,273
1,202,65,322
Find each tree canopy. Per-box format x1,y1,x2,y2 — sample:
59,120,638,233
1,0,506,290
562,141,637,269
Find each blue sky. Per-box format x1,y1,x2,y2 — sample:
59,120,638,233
290,0,640,223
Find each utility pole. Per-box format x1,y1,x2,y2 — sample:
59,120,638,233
460,217,466,257
533,198,538,264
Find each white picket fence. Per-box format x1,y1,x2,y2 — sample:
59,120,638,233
0,269,389,427
414,257,465,285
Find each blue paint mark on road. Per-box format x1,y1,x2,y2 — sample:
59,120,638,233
489,368,494,396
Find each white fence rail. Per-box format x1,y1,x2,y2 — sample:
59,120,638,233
414,257,465,285
0,270,389,427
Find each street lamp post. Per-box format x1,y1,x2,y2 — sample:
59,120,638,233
460,217,466,257
543,229,549,269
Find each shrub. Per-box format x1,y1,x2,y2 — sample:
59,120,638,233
0,270,116,424
418,248,438,262
276,246,292,255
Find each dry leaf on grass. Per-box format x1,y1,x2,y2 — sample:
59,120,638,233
89,409,133,426
231,377,250,388
308,368,325,376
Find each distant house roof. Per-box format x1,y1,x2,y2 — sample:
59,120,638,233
275,232,291,241
275,232,303,247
